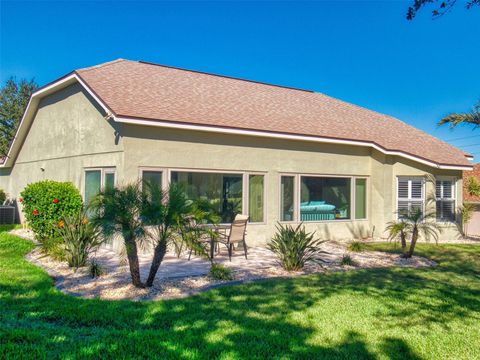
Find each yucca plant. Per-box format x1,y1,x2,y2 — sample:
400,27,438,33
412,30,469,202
57,210,104,269
267,223,327,271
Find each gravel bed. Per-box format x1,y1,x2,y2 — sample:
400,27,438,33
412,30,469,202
13,229,437,301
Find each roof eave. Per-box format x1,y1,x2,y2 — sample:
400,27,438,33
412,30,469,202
115,115,474,171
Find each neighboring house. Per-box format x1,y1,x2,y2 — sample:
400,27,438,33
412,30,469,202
0,59,474,244
463,163,480,236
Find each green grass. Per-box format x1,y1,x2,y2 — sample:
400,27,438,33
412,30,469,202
1,232,479,360
0,224,22,232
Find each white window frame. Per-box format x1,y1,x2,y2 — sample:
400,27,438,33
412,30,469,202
279,173,369,223
279,174,298,223
139,167,168,192
435,177,456,223
353,177,368,220
142,167,267,224
246,173,267,224
83,167,116,201
396,177,425,220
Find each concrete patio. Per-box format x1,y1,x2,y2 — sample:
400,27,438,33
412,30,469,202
99,245,283,279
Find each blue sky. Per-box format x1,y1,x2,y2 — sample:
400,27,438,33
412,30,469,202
1,1,479,161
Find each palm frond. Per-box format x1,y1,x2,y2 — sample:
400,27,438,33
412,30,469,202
438,100,480,129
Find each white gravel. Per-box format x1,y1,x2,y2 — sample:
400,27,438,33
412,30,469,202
13,228,439,301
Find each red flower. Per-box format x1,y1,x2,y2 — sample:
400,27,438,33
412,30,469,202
53,198,59,204
19,198,23,203
33,210,39,216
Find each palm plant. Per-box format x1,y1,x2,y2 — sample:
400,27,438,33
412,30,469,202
438,100,480,129
385,209,441,259
267,223,327,271
141,182,217,287
89,183,146,288
385,220,410,257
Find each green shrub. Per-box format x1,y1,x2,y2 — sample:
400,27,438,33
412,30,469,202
209,263,233,280
0,189,6,204
340,253,357,266
20,180,82,240
267,223,327,271
347,240,364,252
37,237,66,261
57,211,104,269
89,259,104,278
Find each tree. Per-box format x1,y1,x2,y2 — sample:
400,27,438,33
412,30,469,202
89,183,146,288
438,101,480,130
407,0,480,20
385,209,441,258
0,77,38,156
466,176,480,196
385,221,410,257
141,182,217,287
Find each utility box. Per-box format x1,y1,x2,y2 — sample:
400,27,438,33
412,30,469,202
0,206,16,224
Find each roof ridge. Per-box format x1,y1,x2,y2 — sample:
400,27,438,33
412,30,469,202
137,60,314,93
77,58,128,73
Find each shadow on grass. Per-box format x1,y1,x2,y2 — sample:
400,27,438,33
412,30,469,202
1,235,479,359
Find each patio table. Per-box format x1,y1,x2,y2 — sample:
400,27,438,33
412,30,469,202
198,224,230,259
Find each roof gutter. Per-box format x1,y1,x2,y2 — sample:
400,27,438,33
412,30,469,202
115,116,473,171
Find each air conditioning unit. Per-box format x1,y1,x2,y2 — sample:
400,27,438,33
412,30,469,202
0,206,16,224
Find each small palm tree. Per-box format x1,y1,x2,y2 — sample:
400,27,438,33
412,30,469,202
89,183,146,288
438,100,480,129
385,209,441,259
385,220,410,257
141,182,218,287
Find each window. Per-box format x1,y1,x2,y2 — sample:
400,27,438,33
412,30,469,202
248,175,264,223
171,171,243,223
84,168,116,205
280,176,295,221
300,176,351,221
397,178,424,219
355,178,367,219
436,179,455,222
141,170,163,190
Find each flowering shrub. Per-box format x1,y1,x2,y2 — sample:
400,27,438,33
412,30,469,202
20,180,83,240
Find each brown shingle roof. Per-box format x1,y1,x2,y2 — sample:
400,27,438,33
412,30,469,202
76,59,471,167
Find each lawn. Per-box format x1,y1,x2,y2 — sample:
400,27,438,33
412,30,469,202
1,231,479,360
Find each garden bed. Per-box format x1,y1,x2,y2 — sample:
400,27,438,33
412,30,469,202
13,229,436,301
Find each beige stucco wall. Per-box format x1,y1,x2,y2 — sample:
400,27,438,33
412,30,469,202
0,83,124,222
123,125,464,245
0,82,464,244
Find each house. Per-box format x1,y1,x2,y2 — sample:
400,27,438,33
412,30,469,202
463,163,480,236
0,59,473,244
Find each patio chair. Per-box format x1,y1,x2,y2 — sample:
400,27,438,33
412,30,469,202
217,214,249,261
